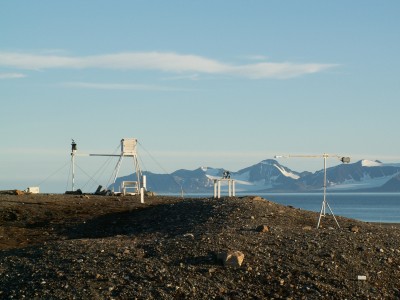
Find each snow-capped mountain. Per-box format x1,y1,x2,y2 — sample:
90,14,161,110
114,159,400,193
207,159,304,192
299,159,400,191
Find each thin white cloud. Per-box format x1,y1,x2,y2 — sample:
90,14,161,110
0,72,26,79
62,82,192,91
243,54,269,61
161,74,200,81
145,150,271,159
228,62,335,79
0,147,63,156
0,51,337,79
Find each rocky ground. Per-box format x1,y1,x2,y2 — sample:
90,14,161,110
0,193,399,299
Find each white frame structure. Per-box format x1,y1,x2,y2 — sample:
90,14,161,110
213,178,236,199
70,138,146,201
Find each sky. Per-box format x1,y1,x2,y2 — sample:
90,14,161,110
1,1,400,193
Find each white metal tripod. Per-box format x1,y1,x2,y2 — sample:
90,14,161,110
275,153,350,229
317,154,340,229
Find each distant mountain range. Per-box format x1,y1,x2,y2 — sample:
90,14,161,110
113,159,400,194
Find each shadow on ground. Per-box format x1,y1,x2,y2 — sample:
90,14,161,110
60,200,215,240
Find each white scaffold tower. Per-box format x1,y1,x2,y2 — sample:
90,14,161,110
70,138,146,203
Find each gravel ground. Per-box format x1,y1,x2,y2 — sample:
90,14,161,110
0,193,399,299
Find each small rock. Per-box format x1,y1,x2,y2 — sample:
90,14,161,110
302,226,313,231
256,225,269,233
217,250,245,267
349,225,359,233
15,190,25,196
183,233,195,239
357,246,365,252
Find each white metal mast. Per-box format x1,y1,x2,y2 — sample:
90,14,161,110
71,140,77,191
275,153,350,229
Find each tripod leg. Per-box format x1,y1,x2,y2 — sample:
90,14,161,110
317,200,325,229
111,155,124,192
326,201,340,228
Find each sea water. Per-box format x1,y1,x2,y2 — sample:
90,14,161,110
179,192,400,223
256,193,400,223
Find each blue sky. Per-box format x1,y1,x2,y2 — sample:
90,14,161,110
1,1,400,192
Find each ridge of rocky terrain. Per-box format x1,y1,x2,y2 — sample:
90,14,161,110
0,194,399,299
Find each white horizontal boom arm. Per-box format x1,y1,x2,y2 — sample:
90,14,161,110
275,154,343,159
75,153,135,157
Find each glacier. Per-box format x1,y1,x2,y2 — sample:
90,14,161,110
114,158,400,193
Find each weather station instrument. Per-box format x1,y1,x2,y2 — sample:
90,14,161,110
70,138,146,202
274,154,350,229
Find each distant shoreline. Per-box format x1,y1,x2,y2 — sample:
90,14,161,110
368,222,400,228
3,190,400,224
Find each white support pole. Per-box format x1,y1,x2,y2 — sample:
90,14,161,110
140,187,145,203
214,180,217,198
232,180,236,197
217,180,221,199
142,175,147,190
317,155,328,229
323,154,327,216
70,140,77,192
228,179,232,197
71,153,75,191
